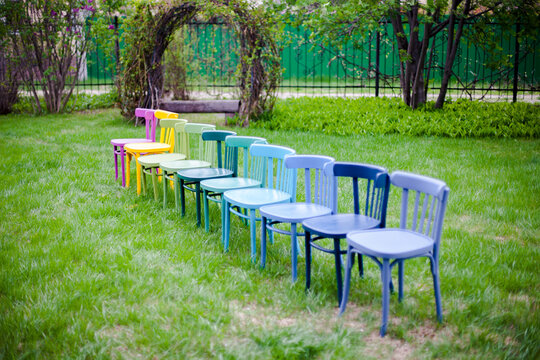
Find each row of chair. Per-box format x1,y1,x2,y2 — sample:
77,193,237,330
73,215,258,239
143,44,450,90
110,108,450,337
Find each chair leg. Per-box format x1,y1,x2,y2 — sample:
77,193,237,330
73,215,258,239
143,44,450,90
333,238,343,305
305,231,312,291
151,168,159,201
120,147,126,187
291,223,298,282
381,258,391,337
113,146,119,180
223,201,231,252
260,216,267,269
203,189,210,232
249,209,257,262
339,246,355,315
136,161,142,195
163,172,168,209
358,254,364,279
174,174,180,212
220,197,226,244
398,260,404,302
125,153,131,188
430,258,443,323
180,178,186,217
195,182,201,227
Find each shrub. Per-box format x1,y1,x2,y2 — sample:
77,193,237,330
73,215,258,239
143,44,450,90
11,91,118,114
253,97,540,138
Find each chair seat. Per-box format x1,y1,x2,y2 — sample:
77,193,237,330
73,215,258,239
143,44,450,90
159,160,211,172
124,142,171,153
200,177,261,193
347,229,434,259
260,202,332,223
224,188,291,209
177,168,234,182
302,213,381,238
111,138,150,146
137,153,186,166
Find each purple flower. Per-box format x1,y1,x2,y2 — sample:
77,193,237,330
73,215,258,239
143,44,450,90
88,0,93,3
66,26,71,32
108,24,115,30
50,10,57,16
73,8,79,13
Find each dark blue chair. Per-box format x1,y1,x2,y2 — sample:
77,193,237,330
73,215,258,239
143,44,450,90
302,162,390,304
259,155,335,282
339,171,450,337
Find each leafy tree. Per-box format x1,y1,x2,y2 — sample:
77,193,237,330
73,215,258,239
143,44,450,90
280,0,539,109
1,0,97,113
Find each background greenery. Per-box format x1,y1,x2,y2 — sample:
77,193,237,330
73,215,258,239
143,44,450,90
0,108,538,358
254,97,540,138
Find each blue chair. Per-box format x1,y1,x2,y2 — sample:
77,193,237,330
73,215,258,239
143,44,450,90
223,144,296,261
302,162,390,304
176,130,237,227
200,136,268,237
259,155,335,282
339,171,450,337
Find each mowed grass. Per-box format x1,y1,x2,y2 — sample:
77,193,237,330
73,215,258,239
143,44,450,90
0,109,538,359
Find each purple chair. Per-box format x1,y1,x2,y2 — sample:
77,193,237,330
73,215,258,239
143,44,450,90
111,108,158,187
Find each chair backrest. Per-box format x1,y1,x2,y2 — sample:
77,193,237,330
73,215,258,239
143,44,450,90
157,118,188,153
325,162,390,226
154,109,180,142
285,155,334,207
134,108,158,141
201,130,237,170
175,123,216,161
249,144,297,197
390,171,450,259
224,136,267,178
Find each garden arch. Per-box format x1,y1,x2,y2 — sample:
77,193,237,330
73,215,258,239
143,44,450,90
119,1,281,126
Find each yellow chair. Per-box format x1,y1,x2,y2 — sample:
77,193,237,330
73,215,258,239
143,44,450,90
125,110,185,195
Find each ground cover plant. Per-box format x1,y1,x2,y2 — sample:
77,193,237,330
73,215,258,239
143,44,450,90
255,97,540,138
0,108,538,358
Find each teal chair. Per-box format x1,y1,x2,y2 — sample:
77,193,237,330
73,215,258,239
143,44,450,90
200,136,267,237
223,144,296,261
176,130,237,227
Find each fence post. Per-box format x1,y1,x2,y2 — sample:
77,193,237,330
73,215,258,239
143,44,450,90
513,22,520,103
114,16,120,75
375,29,381,97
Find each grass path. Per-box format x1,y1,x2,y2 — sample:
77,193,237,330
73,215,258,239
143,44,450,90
0,109,538,359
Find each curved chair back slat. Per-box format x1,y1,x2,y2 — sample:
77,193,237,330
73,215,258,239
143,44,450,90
202,130,237,169
249,144,296,197
284,155,334,207
225,136,267,178
324,162,390,226
175,123,216,161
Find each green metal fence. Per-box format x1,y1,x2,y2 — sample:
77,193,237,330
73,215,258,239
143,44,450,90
83,19,539,101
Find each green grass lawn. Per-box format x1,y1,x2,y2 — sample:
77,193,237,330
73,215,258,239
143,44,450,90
0,109,538,359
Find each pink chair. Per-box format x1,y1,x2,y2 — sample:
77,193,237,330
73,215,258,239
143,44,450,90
111,108,158,187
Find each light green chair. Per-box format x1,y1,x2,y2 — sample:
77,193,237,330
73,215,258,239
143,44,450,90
137,118,188,200
159,122,216,210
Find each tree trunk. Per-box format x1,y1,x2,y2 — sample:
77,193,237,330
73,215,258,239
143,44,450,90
435,0,471,108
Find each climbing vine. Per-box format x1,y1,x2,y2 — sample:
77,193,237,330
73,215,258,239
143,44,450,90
113,0,282,126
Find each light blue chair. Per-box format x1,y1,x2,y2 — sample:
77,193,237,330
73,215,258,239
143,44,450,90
259,155,335,282
302,162,390,304
223,144,296,261
200,136,268,237
177,130,237,227
339,171,450,337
